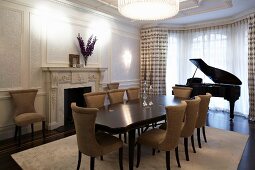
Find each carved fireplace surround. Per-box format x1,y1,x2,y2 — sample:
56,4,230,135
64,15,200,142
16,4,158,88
42,67,107,130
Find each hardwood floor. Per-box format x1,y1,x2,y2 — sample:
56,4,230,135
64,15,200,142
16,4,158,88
0,111,254,170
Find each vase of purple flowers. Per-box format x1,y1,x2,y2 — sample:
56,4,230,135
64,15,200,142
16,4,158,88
77,33,97,66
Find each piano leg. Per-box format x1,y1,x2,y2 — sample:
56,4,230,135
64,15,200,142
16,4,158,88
229,100,236,121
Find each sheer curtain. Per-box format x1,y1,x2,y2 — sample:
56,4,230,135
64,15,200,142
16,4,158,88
166,20,249,117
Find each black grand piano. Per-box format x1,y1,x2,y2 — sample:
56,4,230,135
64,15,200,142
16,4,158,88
176,58,242,120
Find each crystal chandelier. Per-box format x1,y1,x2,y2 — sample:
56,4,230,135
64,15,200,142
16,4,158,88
118,0,179,20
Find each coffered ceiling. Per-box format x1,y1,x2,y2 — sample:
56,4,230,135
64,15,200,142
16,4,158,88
66,0,255,25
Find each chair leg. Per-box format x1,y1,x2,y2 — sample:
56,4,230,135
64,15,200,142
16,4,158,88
31,124,34,140
100,156,103,160
77,151,82,170
136,143,141,168
42,121,46,139
191,135,196,153
18,126,21,146
14,125,18,140
124,133,127,143
119,134,122,140
202,126,207,143
175,147,181,168
90,157,95,170
119,147,123,170
152,148,156,155
184,138,189,161
197,128,202,148
166,151,170,170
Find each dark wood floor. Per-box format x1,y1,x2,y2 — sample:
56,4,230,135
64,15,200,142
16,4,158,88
0,111,254,170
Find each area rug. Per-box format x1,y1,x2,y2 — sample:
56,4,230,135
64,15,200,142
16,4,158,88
12,127,248,170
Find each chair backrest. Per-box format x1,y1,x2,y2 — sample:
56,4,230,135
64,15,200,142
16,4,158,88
107,89,125,105
172,86,193,99
159,101,187,151
107,83,119,90
126,87,140,101
9,89,37,116
181,96,201,138
71,103,102,156
196,93,212,128
83,91,106,108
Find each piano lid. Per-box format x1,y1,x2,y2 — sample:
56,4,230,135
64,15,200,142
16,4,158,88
190,58,242,85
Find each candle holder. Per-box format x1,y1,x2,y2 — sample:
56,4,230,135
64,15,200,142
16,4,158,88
142,80,148,107
148,84,153,106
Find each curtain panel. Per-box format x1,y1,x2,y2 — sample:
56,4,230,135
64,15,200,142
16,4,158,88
248,13,255,121
140,28,168,95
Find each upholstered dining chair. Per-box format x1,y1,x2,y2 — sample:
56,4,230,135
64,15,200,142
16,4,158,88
172,86,193,99
71,103,123,170
196,93,212,148
83,91,106,109
180,96,201,161
126,87,140,101
107,82,120,90
107,89,126,105
107,89,127,141
136,101,187,169
9,89,46,146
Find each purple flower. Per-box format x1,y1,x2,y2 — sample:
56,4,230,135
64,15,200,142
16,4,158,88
77,34,97,65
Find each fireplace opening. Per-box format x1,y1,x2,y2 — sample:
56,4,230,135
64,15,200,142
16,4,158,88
64,86,91,127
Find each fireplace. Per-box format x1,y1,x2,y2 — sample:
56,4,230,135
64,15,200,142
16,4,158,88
42,67,107,130
64,86,91,127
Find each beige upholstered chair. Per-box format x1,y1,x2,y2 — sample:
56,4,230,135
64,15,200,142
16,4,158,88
107,89,126,105
9,89,45,146
83,91,106,109
71,103,123,170
126,87,140,101
180,96,201,161
172,86,193,99
107,82,119,90
136,101,187,169
196,93,212,148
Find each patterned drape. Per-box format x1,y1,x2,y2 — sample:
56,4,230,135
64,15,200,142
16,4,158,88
248,13,255,121
140,27,168,95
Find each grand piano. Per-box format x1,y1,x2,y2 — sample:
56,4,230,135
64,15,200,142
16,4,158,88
176,58,242,120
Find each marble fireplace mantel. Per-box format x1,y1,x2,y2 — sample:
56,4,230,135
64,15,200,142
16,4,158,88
42,67,107,130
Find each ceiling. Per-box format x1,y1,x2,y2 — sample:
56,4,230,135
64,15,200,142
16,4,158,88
67,0,255,26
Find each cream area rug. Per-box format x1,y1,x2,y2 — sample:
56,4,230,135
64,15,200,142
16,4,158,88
12,127,248,170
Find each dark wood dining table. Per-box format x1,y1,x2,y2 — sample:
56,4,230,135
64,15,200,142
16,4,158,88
95,95,181,170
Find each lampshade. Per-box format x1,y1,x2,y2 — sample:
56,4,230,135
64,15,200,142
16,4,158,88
118,0,179,20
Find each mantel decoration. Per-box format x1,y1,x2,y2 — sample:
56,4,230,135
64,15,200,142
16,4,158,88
118,0,179,20
77,33,97,66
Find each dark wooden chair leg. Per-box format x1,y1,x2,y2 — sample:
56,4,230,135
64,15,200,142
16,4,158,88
136,143,141,168
77,151,81,170
31,124,34,140
119,134,122,140
197,128,202,148
14,125,18,140
90,157,95,170
191,135,196,153
202,126,207,143
42,121,46,139
119,147,123,170
166,151,170,170
175,147,181,168
124,133,127,143
100,156,103,160
18,126,21,146
152,148,156,155
138,128,141,136
184,138,189,161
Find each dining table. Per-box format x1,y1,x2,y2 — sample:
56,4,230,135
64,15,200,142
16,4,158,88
95,95,182,170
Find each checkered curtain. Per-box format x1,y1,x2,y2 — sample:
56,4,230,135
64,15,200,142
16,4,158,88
248,13,255,121
140,27,168,95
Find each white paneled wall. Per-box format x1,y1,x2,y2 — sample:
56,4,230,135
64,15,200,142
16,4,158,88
0,0,140,140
